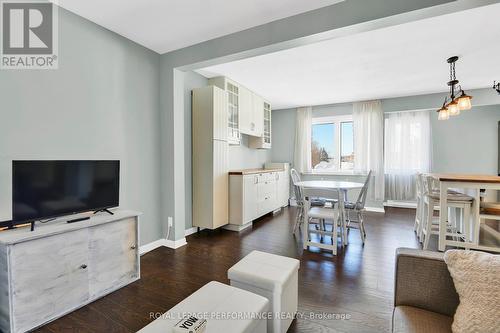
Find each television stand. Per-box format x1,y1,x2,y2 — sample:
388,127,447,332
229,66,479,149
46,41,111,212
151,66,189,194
93,208,114,215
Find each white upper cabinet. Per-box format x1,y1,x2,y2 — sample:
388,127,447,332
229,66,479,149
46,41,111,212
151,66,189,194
209,77,241,145
238,85,253,135
210,76,271,144
249,100,271,149
252,94,264,137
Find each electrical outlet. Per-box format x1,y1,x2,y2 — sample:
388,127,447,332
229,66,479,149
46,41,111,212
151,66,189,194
168,217,173,227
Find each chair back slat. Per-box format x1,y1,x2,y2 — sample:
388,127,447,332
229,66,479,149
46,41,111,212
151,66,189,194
302,188,340,216
416,172,422,197
290,168,304,206
356,170,372,208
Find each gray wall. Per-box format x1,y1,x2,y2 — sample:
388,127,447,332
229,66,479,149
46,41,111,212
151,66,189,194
228,136,271,170
0,9,162,245
431,105,499,174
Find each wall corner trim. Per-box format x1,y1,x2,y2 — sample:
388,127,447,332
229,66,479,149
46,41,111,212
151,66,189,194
165,237,187,249
139,239,166,255
139,237,187,255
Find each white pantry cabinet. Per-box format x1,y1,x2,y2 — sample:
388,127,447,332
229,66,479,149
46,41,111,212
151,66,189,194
192,86,229,229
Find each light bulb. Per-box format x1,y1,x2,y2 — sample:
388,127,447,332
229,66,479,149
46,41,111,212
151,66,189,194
457,93,472,111
447,100,460,116
437,107,449,120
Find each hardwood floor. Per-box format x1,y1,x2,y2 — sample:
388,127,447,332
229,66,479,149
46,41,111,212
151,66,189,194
35,207,421,333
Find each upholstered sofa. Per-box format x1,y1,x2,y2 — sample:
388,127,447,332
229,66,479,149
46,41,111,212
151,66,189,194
392,248,460,333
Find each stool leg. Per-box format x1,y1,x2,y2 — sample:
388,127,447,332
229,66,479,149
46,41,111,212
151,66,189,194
423,198,433,250
357,211,365,244
332,217,338,255
463,204,471,249
420,199,427,244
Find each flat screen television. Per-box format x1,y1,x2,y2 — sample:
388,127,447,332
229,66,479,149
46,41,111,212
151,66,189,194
12,160,120,224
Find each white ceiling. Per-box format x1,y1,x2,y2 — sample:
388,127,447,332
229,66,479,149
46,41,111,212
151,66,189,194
197,4,500,109
54,0,344,54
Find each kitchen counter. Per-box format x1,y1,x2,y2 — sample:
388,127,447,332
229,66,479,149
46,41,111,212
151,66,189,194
229,168,284,175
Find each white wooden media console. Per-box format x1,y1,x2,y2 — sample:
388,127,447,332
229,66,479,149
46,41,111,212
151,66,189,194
0,210,141,333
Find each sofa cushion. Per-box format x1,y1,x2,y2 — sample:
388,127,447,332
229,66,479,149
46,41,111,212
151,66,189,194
444,250,500,333
393,306,453,333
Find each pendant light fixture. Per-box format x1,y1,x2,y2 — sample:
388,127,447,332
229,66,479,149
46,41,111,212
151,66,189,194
437,56,473,120
494,81,500,95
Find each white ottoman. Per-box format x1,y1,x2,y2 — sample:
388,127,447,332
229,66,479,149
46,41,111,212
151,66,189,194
137,281,269,333
228,251,300,333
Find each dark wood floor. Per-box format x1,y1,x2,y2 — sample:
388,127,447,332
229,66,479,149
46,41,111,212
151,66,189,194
35,207,422,333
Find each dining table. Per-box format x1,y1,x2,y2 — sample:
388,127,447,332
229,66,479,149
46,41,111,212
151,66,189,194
431,173,500,253
295,180,364,247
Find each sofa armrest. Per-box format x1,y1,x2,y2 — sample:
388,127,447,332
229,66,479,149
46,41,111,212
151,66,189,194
394,248,459,317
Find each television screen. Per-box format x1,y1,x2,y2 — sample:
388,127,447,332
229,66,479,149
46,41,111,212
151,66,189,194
12,160,120,223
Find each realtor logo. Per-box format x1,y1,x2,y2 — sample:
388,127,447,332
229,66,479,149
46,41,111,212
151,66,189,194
1,0,58,69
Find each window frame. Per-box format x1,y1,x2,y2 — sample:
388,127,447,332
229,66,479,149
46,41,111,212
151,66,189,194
311,115,354,172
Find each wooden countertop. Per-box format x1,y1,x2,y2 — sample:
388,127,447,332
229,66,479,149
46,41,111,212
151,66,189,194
229,168,284,175
430,173,500,183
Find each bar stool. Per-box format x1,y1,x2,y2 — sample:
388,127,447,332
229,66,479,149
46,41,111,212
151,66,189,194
413,173,424,241
421,175,474,250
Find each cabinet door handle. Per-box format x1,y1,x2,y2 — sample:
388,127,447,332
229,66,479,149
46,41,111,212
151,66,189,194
80,264,88,270
254,176,258,184
131,245,137,250
251,122,255,130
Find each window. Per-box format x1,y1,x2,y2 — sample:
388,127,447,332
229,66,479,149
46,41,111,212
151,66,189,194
311,116,354,172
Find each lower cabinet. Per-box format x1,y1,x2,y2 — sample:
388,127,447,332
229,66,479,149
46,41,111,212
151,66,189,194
229,171,287,226
0,213,140,333
88,219,139,298
10,229,90,333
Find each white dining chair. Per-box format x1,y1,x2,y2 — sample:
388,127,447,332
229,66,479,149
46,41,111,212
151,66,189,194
344,170,371,244
413,173,424,241
302,188,341,255
421,175,474,250
290,168,306,233
290,169,324,234
290,168,332,233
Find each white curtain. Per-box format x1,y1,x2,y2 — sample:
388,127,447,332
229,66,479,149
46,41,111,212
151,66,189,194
353,101,385,202
384,110,431,200
293,107,312,174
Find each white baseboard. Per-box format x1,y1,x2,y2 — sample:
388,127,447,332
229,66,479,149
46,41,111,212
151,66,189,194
384,200,417,209
165,237,187,249
139,237,188,255
365,206,385,213
223,222,252,232
139,239,166,255
185,227,199,236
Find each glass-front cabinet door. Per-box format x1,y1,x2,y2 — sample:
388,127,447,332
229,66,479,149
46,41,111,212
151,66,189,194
208,77,241,145
263,102,271,146
226,81,240,145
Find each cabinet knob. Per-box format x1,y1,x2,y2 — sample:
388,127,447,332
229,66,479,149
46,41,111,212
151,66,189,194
131,245,137,250
80,264,88,270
